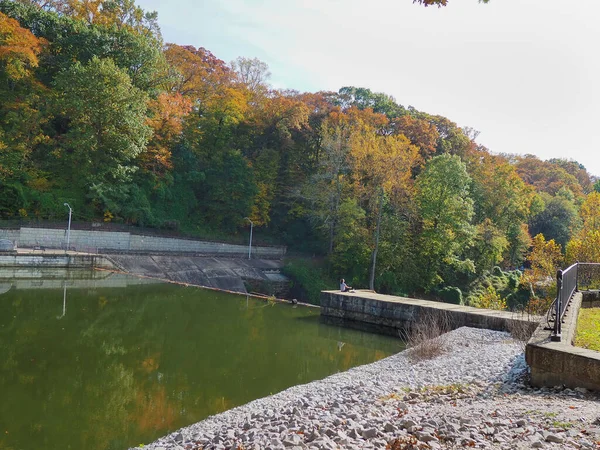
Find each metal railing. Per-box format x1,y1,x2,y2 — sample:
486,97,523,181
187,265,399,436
550,263,577,341
549,262,600,342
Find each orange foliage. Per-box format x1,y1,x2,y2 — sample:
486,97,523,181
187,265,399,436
0,12,46,80
141,92,192,176
164,44,235,102
391,115,439,162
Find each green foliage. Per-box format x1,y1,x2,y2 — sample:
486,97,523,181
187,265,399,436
464,267,527,310
438,286,463,304
282,258,337,305
415,154,475,290
52,56,151,214
529,193,579,249
0,1,592,305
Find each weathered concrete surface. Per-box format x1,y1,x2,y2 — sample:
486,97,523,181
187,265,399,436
526,292,600,391
320,290,538,336
0,253,114,269
109,255,285,294
0,227,285,258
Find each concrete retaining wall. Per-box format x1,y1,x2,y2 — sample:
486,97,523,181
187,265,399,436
526,292,600,392
0,227,285,258
0,254,114,269
320,290,538,336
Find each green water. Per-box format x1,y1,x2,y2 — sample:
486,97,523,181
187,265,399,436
0,274,404,450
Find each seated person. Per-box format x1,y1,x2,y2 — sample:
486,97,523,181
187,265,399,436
340,279,353,292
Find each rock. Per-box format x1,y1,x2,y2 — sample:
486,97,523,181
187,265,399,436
545,433,564,444
383,422,396,433
531,441,544,448
415,431,438,442
401,419,417,430
362,428,379,439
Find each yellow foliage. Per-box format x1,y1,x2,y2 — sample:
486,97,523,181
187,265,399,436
18,208,27,217
566,192,600,264
473,286,507,310
0,12,46,80
103,210,114,223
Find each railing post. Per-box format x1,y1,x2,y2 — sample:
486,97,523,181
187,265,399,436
575,261,579,292
551,269,563,342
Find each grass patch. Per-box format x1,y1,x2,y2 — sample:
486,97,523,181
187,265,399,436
574,308,600,352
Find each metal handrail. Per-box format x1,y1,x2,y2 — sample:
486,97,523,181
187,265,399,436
551,263,577,341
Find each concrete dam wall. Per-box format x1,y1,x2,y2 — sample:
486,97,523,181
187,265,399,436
321,290,539,336
108,254,286,295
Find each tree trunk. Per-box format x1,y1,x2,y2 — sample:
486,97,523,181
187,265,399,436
369,190,384,291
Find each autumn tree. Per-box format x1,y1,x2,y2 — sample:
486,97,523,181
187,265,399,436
0,11,45,80
523,233,563,300
141,92,192,179
350,124,419,290
230,56,270,95
566,192,600,263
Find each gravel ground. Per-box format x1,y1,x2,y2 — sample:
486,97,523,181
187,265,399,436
138,327,600,450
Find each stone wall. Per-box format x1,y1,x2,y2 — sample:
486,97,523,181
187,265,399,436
320,291,538,336
0,227,285,258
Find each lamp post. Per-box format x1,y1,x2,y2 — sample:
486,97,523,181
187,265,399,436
64,203,72,251
244,217,253,260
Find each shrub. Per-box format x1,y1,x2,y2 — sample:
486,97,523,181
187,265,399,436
402,310,451,362
472,286,507,310
282,258,336,305
439,286,463,305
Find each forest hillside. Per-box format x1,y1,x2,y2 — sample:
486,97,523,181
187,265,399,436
1,0,599,306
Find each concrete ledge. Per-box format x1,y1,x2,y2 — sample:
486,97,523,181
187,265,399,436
0,254,114,269
320,290,538,337
526,292,600,391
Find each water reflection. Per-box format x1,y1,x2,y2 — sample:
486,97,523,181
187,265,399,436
0,272,405,450
58,282,67,319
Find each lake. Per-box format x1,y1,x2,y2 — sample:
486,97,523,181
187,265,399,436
0,270,404,450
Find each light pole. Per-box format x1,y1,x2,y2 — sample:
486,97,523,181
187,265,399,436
64,203,72,251
244,217,253,259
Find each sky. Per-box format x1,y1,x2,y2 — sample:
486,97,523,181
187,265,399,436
136,0,600,177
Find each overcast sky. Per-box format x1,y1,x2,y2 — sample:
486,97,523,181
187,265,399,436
136,0,600,177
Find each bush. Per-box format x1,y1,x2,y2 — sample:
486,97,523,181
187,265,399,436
439,286,463,305
282,258,336,305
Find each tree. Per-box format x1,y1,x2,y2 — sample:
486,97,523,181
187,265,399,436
14,0,161,38
142,92,192,179
296,124,354,255
0,11,45,80
415,154,475,290
230,56,270,94
566,192,600,264
350,126,419,290
529,193,578,249
52,56,151,211
523,233,562,300
391,115,439,163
